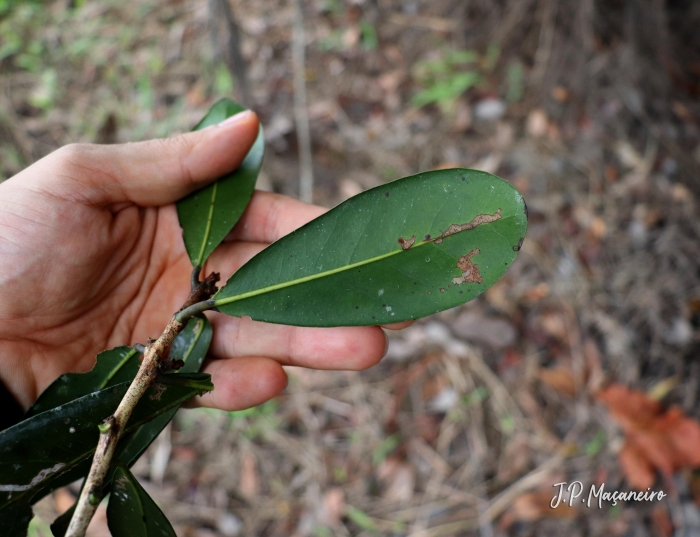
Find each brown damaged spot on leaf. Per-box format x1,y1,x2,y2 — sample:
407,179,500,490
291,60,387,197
434,209,502,244
114,475,129,492
397,235,416,250
452,248,483,285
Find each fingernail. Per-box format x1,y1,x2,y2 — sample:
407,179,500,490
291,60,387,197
218,110,253,127
383,334,390,358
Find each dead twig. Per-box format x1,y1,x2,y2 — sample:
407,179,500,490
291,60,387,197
292,0,314,203
220,0,251,105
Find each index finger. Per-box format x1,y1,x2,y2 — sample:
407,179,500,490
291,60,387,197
226,190,326,244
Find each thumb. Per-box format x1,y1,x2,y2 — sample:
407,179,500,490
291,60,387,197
36,110,259,207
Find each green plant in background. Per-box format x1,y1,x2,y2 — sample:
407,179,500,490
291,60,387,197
359,22,378,50
506,60,525,103
412,44,500,113
0,99,527,536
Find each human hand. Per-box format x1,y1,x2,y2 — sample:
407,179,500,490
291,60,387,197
0,110,400,411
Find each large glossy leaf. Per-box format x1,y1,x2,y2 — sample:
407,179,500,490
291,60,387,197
27,317,211,420
177,98,264,268
107,466,176,537
35,318,212,528
25,347,140,418
213,168,527,326
0,373,212,513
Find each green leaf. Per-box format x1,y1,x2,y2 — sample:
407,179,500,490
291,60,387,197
177,98,264,268
26,314,210,417
33,318,212,524
28,317,212,420
107,466,176,537
345,506,379,533
25,346,140,418
213,168,527,326
169,316,212,375
0,373,212,512
0,500,32,537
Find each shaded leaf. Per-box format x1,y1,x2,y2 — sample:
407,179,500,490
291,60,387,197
0,373,212,512
0,500,32,537
41,318,212,527
177,98,264,268
597,384,700,489
214,168,527,326
107,466,176,537
27,317,210,420
26,346,140,418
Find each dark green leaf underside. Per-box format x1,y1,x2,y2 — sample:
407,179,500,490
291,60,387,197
0,373,212,512
40,317,213,505
28,318,212,523
214,168,527,326
107,466,176,537
26,346,140,418
0,500,31,537
177,98,264,268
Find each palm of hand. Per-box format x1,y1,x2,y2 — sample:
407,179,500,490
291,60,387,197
0,122,391,412
0,181,201,405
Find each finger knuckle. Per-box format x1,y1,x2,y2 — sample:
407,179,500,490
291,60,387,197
156,134,198,187
53,143,91,167
261,195,283,239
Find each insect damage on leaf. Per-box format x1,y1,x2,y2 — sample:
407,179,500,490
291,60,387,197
0,463,66,493
433,209,502,244
114,475,128,491
397,235,416,250
452,249,483,285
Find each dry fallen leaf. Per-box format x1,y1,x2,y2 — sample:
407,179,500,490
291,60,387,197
538,366,577,397
651,504,674,537
526,109,548,137
377,457,415,504
501,490,576,528
322,487,345,526
239,451,260,500
537,310,569,343
597,384,700,489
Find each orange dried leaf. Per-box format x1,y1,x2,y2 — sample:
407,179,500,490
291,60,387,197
597,384,700,489
538,367,577,397
618,442,656,490
510,491,576,522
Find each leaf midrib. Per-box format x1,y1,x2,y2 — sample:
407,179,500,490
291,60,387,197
195,182,218,267
100,348,138,389
213,214,515,308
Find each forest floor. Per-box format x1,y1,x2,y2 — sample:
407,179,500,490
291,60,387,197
2,1,700,536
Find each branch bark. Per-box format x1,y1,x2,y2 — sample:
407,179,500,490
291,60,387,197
65,271,220,537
